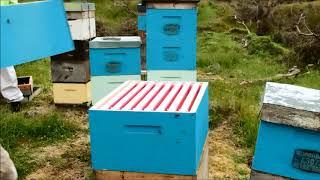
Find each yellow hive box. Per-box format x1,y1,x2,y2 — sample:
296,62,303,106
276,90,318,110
53,81,91,105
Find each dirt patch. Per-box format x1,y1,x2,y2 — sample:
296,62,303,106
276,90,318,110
26,134,90,180
208,119,251,179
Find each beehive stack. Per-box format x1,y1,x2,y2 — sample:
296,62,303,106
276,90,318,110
89,37,142,104
51,2,96,105
137,0,200,81
251,82,320,179
89,81,209,179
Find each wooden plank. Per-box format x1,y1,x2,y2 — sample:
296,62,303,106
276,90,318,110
250,170,289,180
94,138,209,180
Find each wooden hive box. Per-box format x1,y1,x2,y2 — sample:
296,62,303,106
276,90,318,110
251,82,320,179
89,81,209,175
17,76,33,96
89,36,141,76
89,37,142,104
64,2,95,20
51,41,90,83
64,2,96,40
53,81,91,105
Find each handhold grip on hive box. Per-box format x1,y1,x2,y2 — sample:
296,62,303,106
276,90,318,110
124,125,162,135
63,65,74,72
292,149,320,174
163,24,180,35
106,62,122,73
163,50,178,62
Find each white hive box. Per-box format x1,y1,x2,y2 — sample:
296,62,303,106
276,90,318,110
68,18,96,40
64,2,96,40
64,2,95,20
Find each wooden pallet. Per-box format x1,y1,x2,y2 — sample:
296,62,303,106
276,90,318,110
250,170,288,180
94,139,209,180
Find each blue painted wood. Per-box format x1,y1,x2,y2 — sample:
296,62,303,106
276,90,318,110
146,9,197,70
89,48,141,76
138,15,146,31
252,121,320,179
89,88,208,175
0,0,74,68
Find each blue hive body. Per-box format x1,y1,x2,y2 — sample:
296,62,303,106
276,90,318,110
0,0,74,68
89,81,209,175
146,8,197,70
90,47,141,76
252,82,320,179
89,37,142,104
253,121,320,179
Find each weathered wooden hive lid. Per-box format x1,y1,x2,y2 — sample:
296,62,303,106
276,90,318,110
91,81,208,113
261,82,320,131
89,36,141,49
64,2,95,12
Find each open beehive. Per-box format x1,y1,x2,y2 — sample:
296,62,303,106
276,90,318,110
89,80,209,175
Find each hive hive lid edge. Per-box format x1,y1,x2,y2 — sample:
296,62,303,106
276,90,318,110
90,36,142,48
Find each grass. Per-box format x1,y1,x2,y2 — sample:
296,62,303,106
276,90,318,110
197,1,320,151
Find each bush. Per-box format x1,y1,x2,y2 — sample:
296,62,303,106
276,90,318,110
248,35,288,55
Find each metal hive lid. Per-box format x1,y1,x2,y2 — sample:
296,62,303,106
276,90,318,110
261,82,320,131
64,2,95,12
89,36,142,49
91,81,208,113
263,82,320,113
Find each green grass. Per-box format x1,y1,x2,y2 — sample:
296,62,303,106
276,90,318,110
0,111,79,177
197,2,319,151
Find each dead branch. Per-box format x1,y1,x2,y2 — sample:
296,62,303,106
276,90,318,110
295,13,320,40
234,15,251,35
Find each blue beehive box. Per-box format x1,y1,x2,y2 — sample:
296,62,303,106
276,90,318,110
143,3,198,70
0,0,74,68
89,37,141,76
89,81,209,175
252,82,320,179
